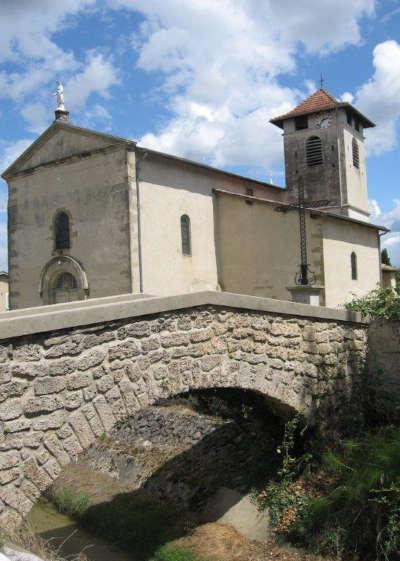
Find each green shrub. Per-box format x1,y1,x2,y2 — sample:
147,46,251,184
263,429,400,559
345,287,400,320
50,486,90,518
151,545,203,561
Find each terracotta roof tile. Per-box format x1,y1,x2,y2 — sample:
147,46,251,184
270,88,375,129
271,89,339,124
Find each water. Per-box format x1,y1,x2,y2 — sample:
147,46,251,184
27,498,133,561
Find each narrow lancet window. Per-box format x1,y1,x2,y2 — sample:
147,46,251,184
306,136,323,167
351,252,358,280
55,211,70,250
181,214,191,255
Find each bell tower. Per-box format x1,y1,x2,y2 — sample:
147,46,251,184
270,89,375,220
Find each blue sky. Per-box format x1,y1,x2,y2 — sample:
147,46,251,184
1,0,400,271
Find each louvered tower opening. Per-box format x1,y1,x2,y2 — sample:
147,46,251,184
352,138,360,169
306,136,323,167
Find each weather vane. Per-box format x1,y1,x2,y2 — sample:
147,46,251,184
320,73,325,89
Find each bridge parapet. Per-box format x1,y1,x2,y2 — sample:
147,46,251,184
0,291,367,528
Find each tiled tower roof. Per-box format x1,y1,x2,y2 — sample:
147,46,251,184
270,88,374,129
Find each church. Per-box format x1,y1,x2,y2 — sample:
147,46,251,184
2,87,388,310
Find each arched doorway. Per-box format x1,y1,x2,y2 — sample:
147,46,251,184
39,256,88,305
51,271,80,304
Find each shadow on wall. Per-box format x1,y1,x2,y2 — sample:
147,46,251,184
40,389,287,560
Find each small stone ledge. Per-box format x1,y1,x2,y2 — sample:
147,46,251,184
0,291,365,342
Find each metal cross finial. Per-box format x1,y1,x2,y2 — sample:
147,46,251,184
320,73,325,89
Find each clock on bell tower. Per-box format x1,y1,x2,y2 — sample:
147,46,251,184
270,88,375,220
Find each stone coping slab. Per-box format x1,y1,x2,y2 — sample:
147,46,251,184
0,290,364,341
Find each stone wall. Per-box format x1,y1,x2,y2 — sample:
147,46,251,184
368,320,400,392
0,298,367,529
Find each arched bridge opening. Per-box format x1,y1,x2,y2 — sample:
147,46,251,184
0,293,367,531
32,387,293,560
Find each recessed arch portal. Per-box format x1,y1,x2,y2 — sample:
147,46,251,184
39,255,88,305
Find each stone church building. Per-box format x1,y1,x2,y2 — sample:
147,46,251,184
2,88,388,310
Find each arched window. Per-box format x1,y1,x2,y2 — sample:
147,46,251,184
351,252,358,280
181,214,191,255
55,211,70,250
352,138,359,169
306,136,323,167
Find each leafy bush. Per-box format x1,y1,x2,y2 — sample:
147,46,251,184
50,486,90,518
264,428,400,560
151,545,204,561
304,428,400,560
345,287,400,320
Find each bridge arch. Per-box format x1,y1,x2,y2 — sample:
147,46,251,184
0,293,367,528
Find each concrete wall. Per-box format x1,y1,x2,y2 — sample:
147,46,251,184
341,127,369,217
216,192,322,301
0,290,367,529
322,217,380,308
7,129,133,309
0,277,8,312
138,153,220,295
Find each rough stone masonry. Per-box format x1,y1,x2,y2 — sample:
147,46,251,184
0,293,368,529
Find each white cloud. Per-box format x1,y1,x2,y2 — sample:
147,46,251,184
0,138,34,176
355,40,400,155
0,2,119,132
21,102,51,135
65,52,120,111
109,0,375,174
370,198,400,266
0,0,95,61
341,91,354,103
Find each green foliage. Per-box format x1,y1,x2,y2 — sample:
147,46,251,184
396,271,400,295
151,545,204,561
302,428,400,560
50,486,90,518
276,413,308,481
345,287,400,320
381,248,392,266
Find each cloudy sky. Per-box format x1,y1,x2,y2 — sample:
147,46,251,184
0,0,400,271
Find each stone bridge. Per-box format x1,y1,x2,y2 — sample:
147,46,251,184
0,291,367,529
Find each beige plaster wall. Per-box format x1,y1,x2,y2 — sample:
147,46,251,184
138,154,219,295
382,270,397,290
342,128,369,216
322,218,380,308
215,194,324,301
7,138,132,309
0,278,8,312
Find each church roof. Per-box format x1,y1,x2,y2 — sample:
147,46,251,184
270,88,375,129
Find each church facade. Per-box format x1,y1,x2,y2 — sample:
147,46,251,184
2,89,387,310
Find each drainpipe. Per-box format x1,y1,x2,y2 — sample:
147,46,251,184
135,150,148,293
